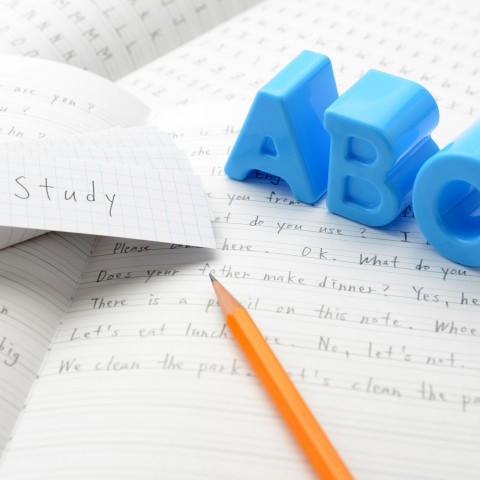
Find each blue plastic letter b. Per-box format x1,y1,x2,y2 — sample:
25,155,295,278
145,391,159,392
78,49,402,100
224,50,338,204
324,70,439,226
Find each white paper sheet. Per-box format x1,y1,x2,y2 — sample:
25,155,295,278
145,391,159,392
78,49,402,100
0,128,215,249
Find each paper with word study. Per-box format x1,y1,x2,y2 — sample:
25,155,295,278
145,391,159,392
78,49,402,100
0,127,195,248
0,128,216,249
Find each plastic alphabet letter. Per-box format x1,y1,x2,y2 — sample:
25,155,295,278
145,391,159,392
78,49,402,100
224,50,338,204
413,121,480,266
324,70,439,226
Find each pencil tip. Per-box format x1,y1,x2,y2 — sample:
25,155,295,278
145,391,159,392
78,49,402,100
209,273,217,283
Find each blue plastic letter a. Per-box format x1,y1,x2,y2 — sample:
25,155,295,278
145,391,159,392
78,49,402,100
224,51,338,204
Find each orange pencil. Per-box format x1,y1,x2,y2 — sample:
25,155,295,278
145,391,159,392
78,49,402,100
209,274,353,480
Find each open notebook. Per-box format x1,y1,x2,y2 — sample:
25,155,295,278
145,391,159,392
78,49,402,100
0,0,480,479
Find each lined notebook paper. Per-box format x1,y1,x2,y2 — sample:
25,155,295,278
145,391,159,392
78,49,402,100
0,0,260,80
120,0,479,141
0,54,149,142
1,105,478,479
0,232,95,461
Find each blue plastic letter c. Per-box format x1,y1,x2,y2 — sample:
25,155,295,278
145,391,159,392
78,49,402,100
413,121,480,267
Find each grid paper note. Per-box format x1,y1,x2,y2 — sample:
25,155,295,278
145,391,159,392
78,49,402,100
0,129,216,249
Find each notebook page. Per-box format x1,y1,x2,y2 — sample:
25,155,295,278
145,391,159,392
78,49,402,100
119,0,478,140
0,54,149,143
1,105,479,480
0,232,95,458
0,0,261,81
